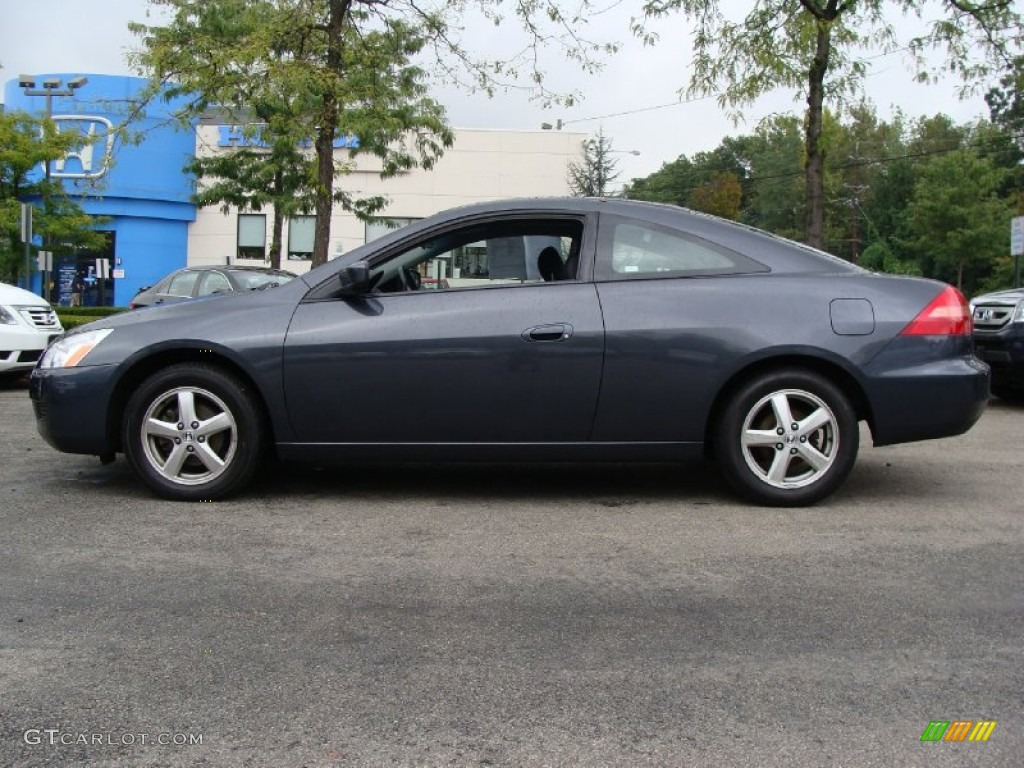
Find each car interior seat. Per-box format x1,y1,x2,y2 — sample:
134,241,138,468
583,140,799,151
537,247,567,282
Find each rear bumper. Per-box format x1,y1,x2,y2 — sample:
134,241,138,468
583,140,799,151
865,355,989,446
30,364,118,456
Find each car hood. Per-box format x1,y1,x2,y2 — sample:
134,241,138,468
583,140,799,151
0,282,50,307
67,279,308,337
972,288,1024,304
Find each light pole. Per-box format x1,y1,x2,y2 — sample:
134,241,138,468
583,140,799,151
19,75,88,300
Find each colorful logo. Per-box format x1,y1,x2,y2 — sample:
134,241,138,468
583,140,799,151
921,720,997,742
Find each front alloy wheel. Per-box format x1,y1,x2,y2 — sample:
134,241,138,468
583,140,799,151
124,363,264,500
716,369,858,506
139,386,238,487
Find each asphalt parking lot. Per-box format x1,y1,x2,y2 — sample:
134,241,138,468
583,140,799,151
1,379,1021,767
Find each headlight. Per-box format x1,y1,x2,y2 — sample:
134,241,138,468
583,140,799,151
39,329,114,369
1015,302,1024,323
0,306,17,325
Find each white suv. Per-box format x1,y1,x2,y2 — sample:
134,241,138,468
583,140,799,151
0,282,63,380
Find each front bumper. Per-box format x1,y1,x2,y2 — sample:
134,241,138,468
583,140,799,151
1,328,61,374
30,364,119,456
973,326,1024,389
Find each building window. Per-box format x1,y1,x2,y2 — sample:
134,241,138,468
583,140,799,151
288,216,316,260
237,214,266,260
365,217,420,243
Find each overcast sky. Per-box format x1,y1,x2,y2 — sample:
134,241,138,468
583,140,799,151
0,0,993,188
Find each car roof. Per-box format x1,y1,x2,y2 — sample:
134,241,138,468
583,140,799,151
309,197,866,280
174,265,297,276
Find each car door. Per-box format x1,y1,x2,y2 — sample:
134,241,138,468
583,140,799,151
281,214,604,447
590,213,772,444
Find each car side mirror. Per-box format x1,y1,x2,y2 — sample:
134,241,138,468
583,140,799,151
338,261,371,296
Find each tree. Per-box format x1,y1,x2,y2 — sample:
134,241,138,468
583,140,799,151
986,54,1024,135
640,0,1022,250
567,128,622,196
688,171,742,219
132,0,452,267
904,149,1012,294
132,0,616,266
0,111,107,285
187,131,319,271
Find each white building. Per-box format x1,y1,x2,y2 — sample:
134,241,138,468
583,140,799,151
187,124,587,274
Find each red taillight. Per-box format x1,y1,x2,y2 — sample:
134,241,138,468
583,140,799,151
900,285,971,336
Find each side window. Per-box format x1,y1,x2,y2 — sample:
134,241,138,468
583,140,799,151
197,271,232,296
166,271,200,297
368,219,584,294
596,216,767,280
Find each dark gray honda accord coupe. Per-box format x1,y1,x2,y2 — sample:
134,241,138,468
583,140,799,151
30,198,989,505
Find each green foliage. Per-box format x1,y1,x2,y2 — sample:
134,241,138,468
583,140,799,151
637,0,1023,247
859,241,921,277
567,128,622,197
131,0,454,266
688,172,742,220
0,111,109,284
904,149,1013,294
627,102,1020,294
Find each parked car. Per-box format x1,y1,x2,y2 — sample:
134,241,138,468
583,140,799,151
0,282,62,381
129,265,297,308
970,287,1024,401
31,198,989,505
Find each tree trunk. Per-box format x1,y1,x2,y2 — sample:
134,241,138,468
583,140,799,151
804,19,832,250
268,169,284,270
311,0,348,267
312,121,336,267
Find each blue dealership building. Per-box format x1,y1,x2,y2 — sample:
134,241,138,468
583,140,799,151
4,74,196,307
5,73,584,307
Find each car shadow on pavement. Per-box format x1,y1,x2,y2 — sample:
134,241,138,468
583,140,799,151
250,459,734,506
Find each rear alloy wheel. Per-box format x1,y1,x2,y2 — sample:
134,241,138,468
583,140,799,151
715,369,858,506
123,363,265,500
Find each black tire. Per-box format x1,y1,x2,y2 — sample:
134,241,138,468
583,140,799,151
123,363,265,501
714,368,858,506
992,384,1024,404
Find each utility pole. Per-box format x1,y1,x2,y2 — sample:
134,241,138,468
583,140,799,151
18,75,88,300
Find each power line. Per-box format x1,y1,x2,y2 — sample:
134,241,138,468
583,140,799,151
563,93,720,126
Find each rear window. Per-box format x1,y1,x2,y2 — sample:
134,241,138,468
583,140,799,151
229,270,296,290
596,216,768,280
